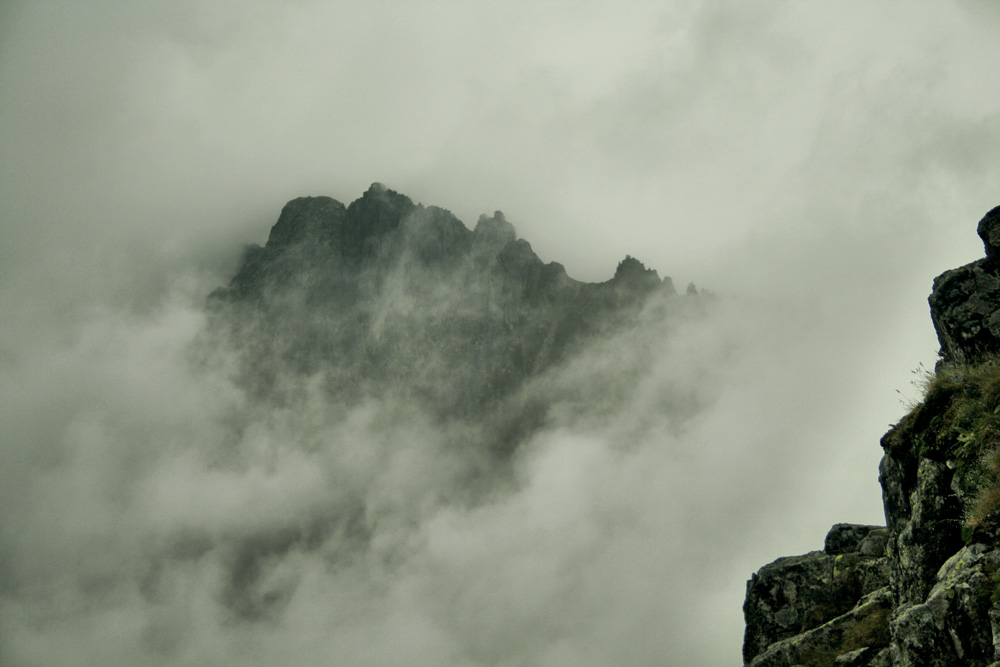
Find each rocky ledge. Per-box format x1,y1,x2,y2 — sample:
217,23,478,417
929,205,1000,365
743,207,1000,667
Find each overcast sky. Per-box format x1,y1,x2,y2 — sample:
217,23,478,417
2,2,1000,666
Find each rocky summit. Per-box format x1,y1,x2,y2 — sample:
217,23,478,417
743,207,1000,667
208,183,684,454
196,184,703,622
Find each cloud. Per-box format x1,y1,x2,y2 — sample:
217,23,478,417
3,1,1000,665
0,280,881,666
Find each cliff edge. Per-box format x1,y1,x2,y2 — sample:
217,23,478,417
743,208,1000,666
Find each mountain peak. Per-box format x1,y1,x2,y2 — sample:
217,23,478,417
265,196,345,249
210,184,687,420
612,255,667,295
474,210,517,247
613,255,657,281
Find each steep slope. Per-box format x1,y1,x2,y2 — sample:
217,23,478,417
208,183,674,426
742,207,1000,667
196,184,703,622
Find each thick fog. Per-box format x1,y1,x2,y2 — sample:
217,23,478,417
2,2,1000,665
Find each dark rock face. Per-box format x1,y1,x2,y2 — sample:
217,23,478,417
929,206,1000,365
201,184,696,622
743,524,890,666
978,205,1000,263
744,206,1000,667
208,182,682,447
747,587,893,667
825,524,889,557
928,259,1000,365
889,545,1000,667
879,434,965,607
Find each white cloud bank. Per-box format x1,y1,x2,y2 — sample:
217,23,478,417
2,1,1000,665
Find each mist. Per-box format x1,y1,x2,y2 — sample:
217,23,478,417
2,2,1000,665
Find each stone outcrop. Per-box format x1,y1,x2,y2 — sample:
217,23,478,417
200,184,697,621
208,183,683,447
748,587,893,667
744,206,1000,666
743,524,891,666
929,206,1000,365
979,207,1000,263
889,545,1000,667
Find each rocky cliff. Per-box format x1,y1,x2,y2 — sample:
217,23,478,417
743,208,1000,667
208,183,680,432
198,184,701,621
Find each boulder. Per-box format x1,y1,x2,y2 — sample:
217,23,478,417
743,524,889,665
929,205,1000,364
747,587,892,667
928,258,1000,365
978,205,1000,263
825,524,887,556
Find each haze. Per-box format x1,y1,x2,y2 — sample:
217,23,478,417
2,2,999,665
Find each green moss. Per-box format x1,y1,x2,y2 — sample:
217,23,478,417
907,355,1000,537
991,579,1000,606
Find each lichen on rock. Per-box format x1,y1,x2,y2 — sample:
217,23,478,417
743,524,889,666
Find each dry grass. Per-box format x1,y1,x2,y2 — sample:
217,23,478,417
909,355,1000,537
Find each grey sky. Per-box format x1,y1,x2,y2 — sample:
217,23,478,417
2,1,999,665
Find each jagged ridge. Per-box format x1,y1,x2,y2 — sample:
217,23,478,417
193,183,705,622
207,183,684,449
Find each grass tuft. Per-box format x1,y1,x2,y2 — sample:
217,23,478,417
909,355,1000,538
